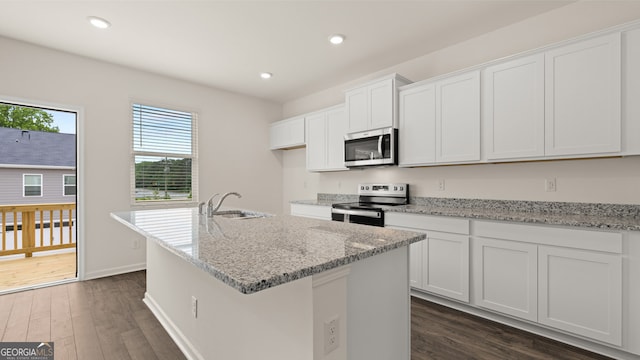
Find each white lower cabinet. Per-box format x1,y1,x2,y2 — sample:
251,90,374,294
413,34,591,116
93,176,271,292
386,212,470,303
538,246,622,346
473,237,538,322
473,220,623,346
290,203,331,220
422,232,469,302
409,241,423,289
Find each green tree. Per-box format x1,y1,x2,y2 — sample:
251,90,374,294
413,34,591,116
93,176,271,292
0,104,60,132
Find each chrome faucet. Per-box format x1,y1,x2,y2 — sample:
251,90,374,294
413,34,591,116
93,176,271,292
208,192,241,216
199,193,219,215
204,193,220,216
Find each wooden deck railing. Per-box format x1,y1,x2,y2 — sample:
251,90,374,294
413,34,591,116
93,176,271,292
0,203,76,257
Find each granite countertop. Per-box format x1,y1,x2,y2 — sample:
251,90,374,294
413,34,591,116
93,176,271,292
111,208,425,294
292,195,640,231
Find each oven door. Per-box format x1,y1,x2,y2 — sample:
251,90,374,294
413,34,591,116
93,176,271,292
331,208,384,227
344,127,397,167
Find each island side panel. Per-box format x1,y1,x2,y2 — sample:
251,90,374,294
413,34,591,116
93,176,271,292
347,246,411,360
144,239,315,360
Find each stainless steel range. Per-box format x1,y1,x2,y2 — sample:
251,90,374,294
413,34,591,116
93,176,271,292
331,183,409,227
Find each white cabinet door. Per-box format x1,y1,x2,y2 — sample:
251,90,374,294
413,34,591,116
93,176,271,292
369,78,394,130
624,28,640,155
306,106,348,172
305,112,326,171
423,232,469,302
346,87,368,133
545,33,621,156
325,106,348,170
409,240,423,289
473,237,538,322
398,84,436,166
270,121,286,149
270,116,305,150
538,246,622,346
484,54,545,160
436,71,481,163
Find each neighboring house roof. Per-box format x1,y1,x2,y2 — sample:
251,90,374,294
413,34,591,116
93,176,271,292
0,127,75,167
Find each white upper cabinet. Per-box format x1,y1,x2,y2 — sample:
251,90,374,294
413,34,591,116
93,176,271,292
623,28,640,155
325,106,348,170
345,87,369,132
305,105,348,172
269,116,305,150
545,33,621,156
305,112,326,171
345,74,411,133
484,54,545,160
369,79,394,130
398,84,437,166
399,70,480,166
436,71,481,163
483,33,623,161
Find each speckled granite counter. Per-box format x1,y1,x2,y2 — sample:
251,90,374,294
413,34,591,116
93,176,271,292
111,207,424,294
292,195,640,231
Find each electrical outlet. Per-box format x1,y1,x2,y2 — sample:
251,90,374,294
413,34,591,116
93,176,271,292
324,317,339,354
191,296,198,318
437,179,445,191
545,178,557,192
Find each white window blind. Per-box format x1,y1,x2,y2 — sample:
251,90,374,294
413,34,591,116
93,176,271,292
131,103,198,204
24,174,42,197
63,174,76,196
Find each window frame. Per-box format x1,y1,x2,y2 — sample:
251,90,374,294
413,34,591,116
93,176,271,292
63,174,76,197
130,102,198,206
23,173,43,197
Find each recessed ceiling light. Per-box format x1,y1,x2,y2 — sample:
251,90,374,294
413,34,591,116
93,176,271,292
328,34,345,45
260,72,273,79
88,16,111,29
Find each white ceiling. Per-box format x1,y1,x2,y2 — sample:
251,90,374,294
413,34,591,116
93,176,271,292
0,1,574,103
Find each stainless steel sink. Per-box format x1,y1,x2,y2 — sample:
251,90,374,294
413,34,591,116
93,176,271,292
212,210,268,220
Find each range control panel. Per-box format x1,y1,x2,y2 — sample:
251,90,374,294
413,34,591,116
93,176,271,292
358,183,408,198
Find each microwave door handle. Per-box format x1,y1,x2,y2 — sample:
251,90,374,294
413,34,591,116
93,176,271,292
378,135,383,157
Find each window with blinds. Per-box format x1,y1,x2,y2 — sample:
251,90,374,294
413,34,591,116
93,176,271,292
131,103,198,204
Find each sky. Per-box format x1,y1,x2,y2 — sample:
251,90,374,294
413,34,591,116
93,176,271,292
47,109,76,134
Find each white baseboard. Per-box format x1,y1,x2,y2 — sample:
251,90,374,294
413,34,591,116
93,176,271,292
83,262,146,280
143,292,203,360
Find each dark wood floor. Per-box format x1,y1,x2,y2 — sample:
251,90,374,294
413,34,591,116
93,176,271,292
0,271,614,360
0,271,185,360
411,296,613,360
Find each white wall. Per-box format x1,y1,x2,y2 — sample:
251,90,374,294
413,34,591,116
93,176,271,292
281,2,640,209
0,36,283,279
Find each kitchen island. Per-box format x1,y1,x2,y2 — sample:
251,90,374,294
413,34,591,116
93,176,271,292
111,207,425,360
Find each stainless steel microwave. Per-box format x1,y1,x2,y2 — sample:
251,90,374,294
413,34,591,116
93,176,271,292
344,127,398,168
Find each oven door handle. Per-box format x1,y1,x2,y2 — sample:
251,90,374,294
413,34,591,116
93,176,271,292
331,208,381,218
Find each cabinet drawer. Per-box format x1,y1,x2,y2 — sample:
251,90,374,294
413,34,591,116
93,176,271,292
473,221,622,253
290,204,331,220
386,212,469,234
